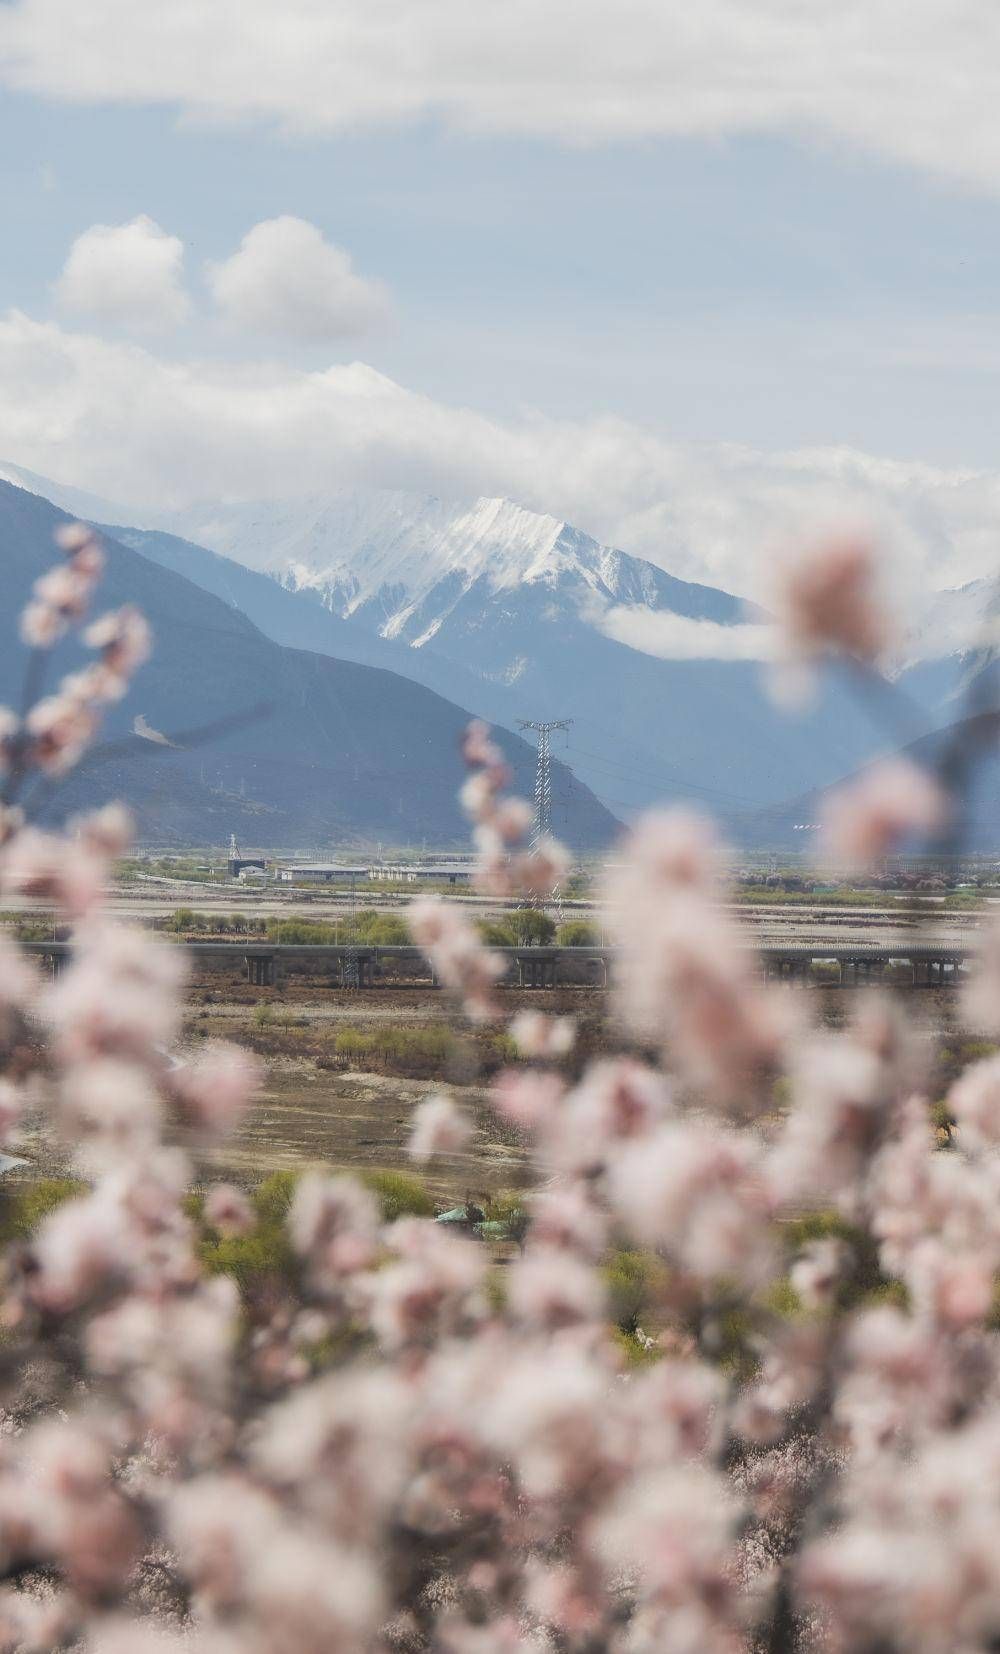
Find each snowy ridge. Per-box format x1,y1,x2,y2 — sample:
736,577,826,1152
162,486,746,647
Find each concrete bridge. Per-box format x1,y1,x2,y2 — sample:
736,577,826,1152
21,939,974,989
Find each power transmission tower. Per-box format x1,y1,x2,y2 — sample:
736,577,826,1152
517,720,572,844
342,870,360,989
517,719,572,915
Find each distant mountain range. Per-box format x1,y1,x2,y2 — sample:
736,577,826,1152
109,487,935,821
0,479,618,849
4,463,1000,847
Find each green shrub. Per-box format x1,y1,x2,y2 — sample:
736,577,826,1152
360,1169,434,1221
611,1326,662,1369
603,1248,668,1334
266,918,340,945
0,1177,84,1244
199,1225,296,1293
333,1023,456,1075
476,919,516,946
166,907,208,933
474,911,558,947
362,914,409,944
557,920,599,947
197,1170,300,1294
507,910,556,946
253,1171,300,1225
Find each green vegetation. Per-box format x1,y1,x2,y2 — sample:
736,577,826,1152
195,1171,296,1292
359,1169,435,1221
603,1248,669,1336
0,1177,83,1244
476,911,556,947
333,1023,454,1074
265,911,409,946
557,919,599,946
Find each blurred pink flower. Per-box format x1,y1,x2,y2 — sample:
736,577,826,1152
775,533,892,664
171,1042,261,1139
407,1093,473,1163
509,1008,576,1059
821,757,948,868
204,1184,255,1237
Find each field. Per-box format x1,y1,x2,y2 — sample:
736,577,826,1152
6,878,994,1211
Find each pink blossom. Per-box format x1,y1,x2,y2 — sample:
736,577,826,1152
962,921,1000,1032
478,1343,611,1501
511,834,573,899
368,1219,486,1351
1,825,105,916
30,1190,131,1311
606,820,800,1100
606,1120,775,1285
527,1183,607,1259
627,1360,726,1462
769,1032,895,1204
608,806,721,896
19,598,63,648
492,796,534,843
0,929,38,1010
0,1079,24,1145
948,1052,1000,1151
204,1184,255,1237
289,1171,380,1281
251,1367,411,1538
83,605,152,685
171,1042,261,1138
54,521,96,556
774,533,892,663
407,1093,473,1163
506,1244,606,1331
33,562,91,618
790,1238,847,1310
596,1465,741,1628
543,1060,671,1177
44,931,185,1058
461,720,508,778
25,691,98,774
58,1057,163,1165
821,757,949,868
70,801,134,859
509,1008,576,1059
409,897,505,1020
490,1067,565,1132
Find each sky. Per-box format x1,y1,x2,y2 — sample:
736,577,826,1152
3,0,1000,597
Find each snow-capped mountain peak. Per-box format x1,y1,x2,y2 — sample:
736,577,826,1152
160,486,746,649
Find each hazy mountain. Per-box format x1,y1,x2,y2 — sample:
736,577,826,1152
9,463,996,837
745,716,1000,852
0,480,619,849
153,488,923,817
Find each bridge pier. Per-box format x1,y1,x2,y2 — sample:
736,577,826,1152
245,953,278,988
518,955,557,989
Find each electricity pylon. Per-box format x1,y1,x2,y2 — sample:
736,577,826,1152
517,719,572,844
517,719,572,914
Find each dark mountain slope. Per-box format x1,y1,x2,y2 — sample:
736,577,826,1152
742,700,1000,853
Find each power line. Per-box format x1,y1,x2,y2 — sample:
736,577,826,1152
564,743,767,807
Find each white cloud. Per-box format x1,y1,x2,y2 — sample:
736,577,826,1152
3,309,1000,602
2,2,1000,191
54,215,189,332
599,606,776,661
207,218,389,341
